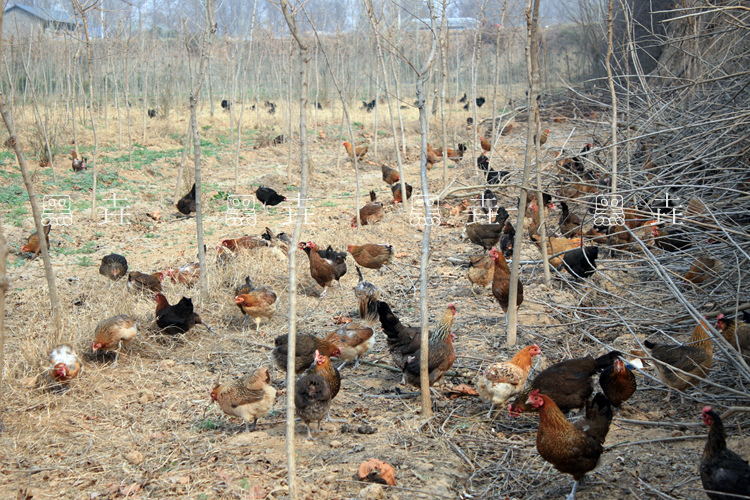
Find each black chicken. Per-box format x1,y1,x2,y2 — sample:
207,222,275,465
256,187,286,208
700,406,750,500
477,154,509,185
599,359,637,407
99,253,128,281
480,189,498,214
562,246,600,279
176,183,196,215
155,294,202,335
499,219,516,258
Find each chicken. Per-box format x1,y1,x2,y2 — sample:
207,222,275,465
534,128,550,146
347,243,393,270
377,300,422,372
260,227,291,253
354,265,379,301
651,224,692,252
70,149,87,172
317,244,348,285
684,255,723,284
20,223,51,255
235,276,254,314
476,344,541,417
324,294,378,366
479,189,498,215
402,304,457,387
434,143,466,163
467,253,494,294
127,271,163,293
463,210,503,250
644,319,713,402
381,164,400,185
598,359,637,407
499,220,515,258
165,262,200,286
479,136,491,153
508,351,621,415
211,367,276,432
527,390,613,500
176,183,196,215
715,313,750,363
561,246,599,279
490,247,523,325
99,253,128,281
155,293,203,335
352,190,385,227
92,315,138,364
235,282,278,331
307,350,342,421
256,186,286,208
300,241,346,296
272,333,342,374
700,406,750,500
343,141,368,161
559,201,582,236
391,182,413,204
530,233,583,268
48,345,82,386
220,235,271,253
425,144,441,170
295,373,332,439
500,123,513,136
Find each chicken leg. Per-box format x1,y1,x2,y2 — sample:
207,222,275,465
566,480,579,500
486,403,495,419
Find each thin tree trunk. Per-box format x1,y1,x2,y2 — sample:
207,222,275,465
0,224,7,394
73,1,99,219
0,97,62,341
20,57,56,183
188,0,217,302
280,2,312,498
417,1,439,417
438,0,448,188
606,0,618,193
235,3,257,192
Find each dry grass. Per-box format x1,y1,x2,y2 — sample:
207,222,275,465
1,96,748,500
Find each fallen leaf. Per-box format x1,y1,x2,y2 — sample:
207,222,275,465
148,210,161,221
118,483,141,497
318,130,327,140
446,384,479,399
333,315,352,325
394,252,408,258
358,458,396,486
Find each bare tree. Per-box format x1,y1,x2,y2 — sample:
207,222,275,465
188,0,218,300
280,0,313,497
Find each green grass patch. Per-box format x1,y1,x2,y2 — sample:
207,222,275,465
106,145,182,171
197,418,222,431
6,205,29,227
0,185,27,205
55,240,97,256
319,200,337,207
76,256,93,267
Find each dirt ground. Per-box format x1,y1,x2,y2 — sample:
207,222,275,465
0,101,747,500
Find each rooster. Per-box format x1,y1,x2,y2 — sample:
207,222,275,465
48,345,82,386
99,253,128,281
343,141,368,161
20,223,51,255
92,315,138,364
700,406,750,500
176,183,196,215
354,265,379,302
155,293,204,335
324,294,378,368
527,391,613,500
489,247,523,326
476,344,541,417
70,149,87,172
403,304,457,387
211,367,276,432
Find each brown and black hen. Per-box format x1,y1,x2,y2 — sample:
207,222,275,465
295,373,332,439
402,304,457,387
176,183,196,215
155,293,203,335
272,334,341,374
